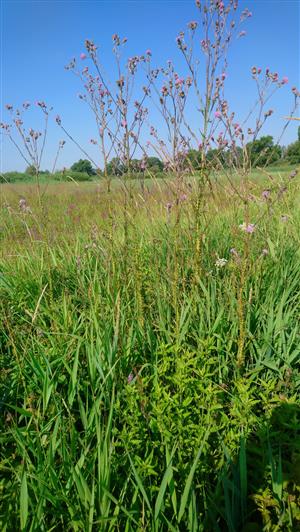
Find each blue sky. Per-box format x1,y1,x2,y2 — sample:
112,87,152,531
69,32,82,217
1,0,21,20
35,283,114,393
1,0,299,172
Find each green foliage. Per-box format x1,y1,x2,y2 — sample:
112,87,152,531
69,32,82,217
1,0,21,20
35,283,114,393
0,172,33,183
70,158,96,175
285,140,300,165
25,164,37,176
247,136,282,167
0,173,300,530
52,170,94,182
106,157,125,176
146,156,164,172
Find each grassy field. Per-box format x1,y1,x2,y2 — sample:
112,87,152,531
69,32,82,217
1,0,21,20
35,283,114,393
1,167,300,530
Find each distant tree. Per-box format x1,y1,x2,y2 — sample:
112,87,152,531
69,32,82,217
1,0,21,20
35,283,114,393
130,159,142,173
184,149,202,170
246,136,282,167
285,140,300,164
146,157,164,172
298,126,300,142
70,159,96,175
25,164,37,176
106,157,125,176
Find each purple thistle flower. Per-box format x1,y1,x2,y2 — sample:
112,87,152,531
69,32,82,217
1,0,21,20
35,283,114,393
239,222,256,234
262,189,270,200
127,373,134,384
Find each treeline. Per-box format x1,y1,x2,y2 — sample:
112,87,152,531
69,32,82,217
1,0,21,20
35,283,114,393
2,132,299,183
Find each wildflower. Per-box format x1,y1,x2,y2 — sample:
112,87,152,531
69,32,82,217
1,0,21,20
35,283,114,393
281,76,288,84
80,53,87,60
262,189,270,199
239,222,256,233
5,104,13,110
238,31,246,37
215,111,221,119
201,39,209,51
55,115,62,125
289,170,297,179
22,101,30,109
261,248,269,256
116,77,124,88
19,198,31,213
0,122,10,130
127,373,134,384
264,109,273,118
85,39,97,55
291,86,300,96
188,21,198,30
280,214,288,222
161,85,169,96
36,100,47,109
145,49,152,56
215,258,228,268
175,77,184,88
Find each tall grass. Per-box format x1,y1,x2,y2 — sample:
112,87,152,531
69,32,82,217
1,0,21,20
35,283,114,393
1,172,300,530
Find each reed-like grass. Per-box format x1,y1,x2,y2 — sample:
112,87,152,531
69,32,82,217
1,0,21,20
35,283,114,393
1,171,300,530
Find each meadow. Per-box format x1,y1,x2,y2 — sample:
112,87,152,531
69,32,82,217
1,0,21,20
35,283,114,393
1,0,300,527
1,163,300,530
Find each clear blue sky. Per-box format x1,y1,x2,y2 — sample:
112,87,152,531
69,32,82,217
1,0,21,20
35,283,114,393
1,0,299,172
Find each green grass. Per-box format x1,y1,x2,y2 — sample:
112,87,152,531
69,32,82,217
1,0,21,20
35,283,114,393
1,169,300,531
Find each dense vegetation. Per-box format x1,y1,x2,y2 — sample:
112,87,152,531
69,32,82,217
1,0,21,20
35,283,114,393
2,133,300,184
1,164,300,530
1,0,300,528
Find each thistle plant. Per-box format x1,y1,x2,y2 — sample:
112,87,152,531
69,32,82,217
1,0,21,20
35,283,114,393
63,35,151,192
1,101,66,203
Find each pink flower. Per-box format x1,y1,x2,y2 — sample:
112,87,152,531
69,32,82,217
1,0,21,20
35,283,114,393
127,373,134,384
188,21,198,30
281,76,288,84
239,222,256,234
145,49,152,56
262,189,270,199
215,111,221,118
80,53,87,60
